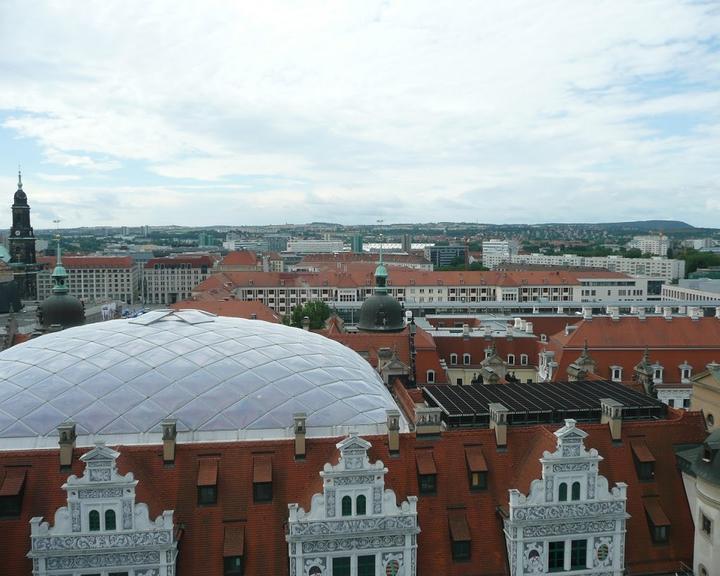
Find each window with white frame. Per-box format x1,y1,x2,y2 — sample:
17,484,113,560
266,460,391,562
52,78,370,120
450,353,458,365
507,354,515,365
611,366,622,382
520,354,528,366
463,353,471,365
427,370,435,383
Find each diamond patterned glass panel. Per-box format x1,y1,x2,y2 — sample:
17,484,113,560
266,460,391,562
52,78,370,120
0,313,404,440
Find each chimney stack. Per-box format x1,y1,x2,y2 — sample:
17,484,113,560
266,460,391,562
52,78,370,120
582,307,592,321
600,398,623,441
663,307,672,321
161,419,177,465
489,403,509,448
715,307,720,319
462,323,470,338
525,321,533,334
58,421,76,469
293,412,306,459
637,307,646,321
302,316,310,331
387,409,400,454
415,406,442,438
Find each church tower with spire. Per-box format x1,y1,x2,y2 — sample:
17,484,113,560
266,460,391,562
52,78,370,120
9,170,38,300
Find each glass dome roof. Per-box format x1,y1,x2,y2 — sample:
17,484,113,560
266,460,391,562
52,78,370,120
0,309,405,448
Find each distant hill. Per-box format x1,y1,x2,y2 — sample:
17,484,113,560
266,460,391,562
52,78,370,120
539,220,696,231
593,220,695,231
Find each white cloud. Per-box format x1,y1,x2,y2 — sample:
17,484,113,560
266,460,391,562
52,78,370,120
0,0,719,226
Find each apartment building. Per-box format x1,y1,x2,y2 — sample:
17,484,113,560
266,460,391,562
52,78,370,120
143,255,216,304
36,255,138,304
662,279,720,302
481,239,520,268
286,239,344,253
492,253,685,281
193,267,645,316
627,234,669,256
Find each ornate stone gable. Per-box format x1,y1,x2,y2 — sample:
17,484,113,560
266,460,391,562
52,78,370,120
28,442,177,576
287,434,419,576
504,420,628,576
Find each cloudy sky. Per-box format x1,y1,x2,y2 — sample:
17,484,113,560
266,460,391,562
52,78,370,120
1,1,719,228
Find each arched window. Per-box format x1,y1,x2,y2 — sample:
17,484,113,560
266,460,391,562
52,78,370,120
341,495,352,516
558,482,567,502
463,353,471,365
520,354,528,366
571,481,581,501
89,510,100,531
309,567,322,576
105,509,116,530
450,353,458,365
427,370,435,383
507,354,515,365
356,495,366,516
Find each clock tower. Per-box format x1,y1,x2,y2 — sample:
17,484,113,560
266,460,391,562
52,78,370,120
9,171,38,300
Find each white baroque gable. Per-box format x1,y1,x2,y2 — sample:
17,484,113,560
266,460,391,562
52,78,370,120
504,420,628,576
287,434,419,576
28,442,177,576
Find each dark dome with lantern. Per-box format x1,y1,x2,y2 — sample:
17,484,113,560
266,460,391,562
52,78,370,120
38,240,85,330
357,262,405,332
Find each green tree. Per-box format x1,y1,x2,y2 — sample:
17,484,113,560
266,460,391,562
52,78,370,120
287,300,331,329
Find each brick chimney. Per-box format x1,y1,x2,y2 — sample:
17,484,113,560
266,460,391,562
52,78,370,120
600,398,623,441
387,409,400,454
415,406,442,438
58,421,76,469
489,403,509,448
293,412,306,459
161,419,177,465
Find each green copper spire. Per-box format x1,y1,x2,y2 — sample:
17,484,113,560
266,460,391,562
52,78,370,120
374,231,388,294
51,235,69,295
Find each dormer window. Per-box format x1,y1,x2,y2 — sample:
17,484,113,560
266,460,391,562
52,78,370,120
426,370,435,384
449,509,471,561
450,353,458,365
507,354,515,365
520,354,528,366
197,458,219,505
465,446,488,491
631,439,656,481
0,468,26,518
611,366,622,382
224,525,245,576
644,497,670,543
252,455,273,503
463,353,471,365
416,451,437,494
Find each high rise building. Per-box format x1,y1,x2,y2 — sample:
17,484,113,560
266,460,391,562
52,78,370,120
8,171,39,300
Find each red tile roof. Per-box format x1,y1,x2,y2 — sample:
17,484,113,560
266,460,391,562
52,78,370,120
544,316,720,380
220,251,259,267
170,300,280,323
193,268,632,291
0,410,705,576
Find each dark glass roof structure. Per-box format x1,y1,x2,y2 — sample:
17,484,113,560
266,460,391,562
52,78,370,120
423,379,667,428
